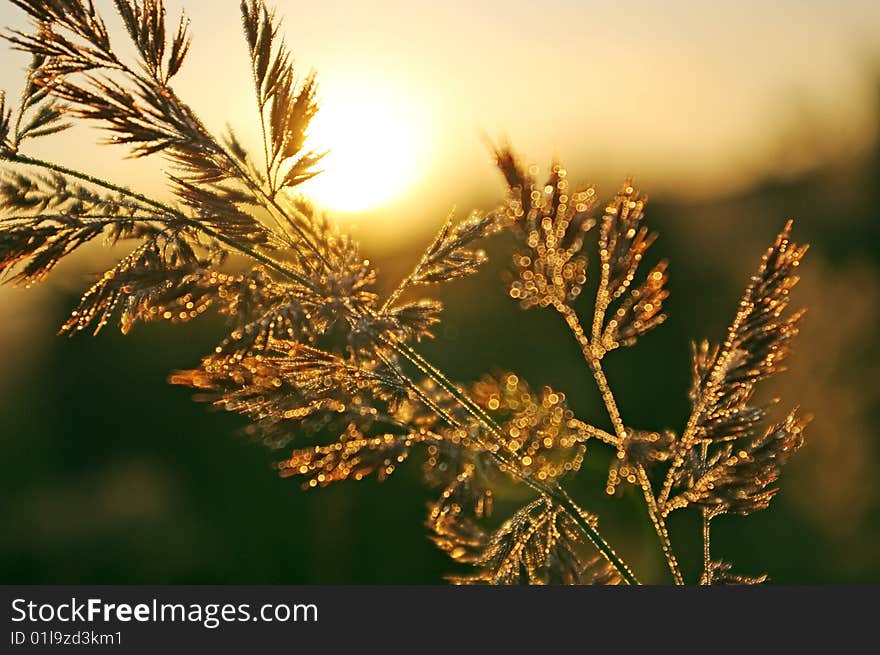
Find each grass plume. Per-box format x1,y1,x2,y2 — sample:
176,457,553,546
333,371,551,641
0,0,810,585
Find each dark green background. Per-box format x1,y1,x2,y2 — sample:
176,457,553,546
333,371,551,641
2,93,878,585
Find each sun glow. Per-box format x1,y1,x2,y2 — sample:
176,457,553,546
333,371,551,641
299,81,429,214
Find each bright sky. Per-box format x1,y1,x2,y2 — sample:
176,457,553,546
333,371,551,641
0,0,878,237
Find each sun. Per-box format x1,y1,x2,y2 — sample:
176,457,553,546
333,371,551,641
298,81,429,214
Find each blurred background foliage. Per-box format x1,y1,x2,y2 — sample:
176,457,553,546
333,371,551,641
1,1,879,585
3,97,879,582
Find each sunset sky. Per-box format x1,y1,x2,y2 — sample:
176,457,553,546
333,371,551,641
1,0,878,234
